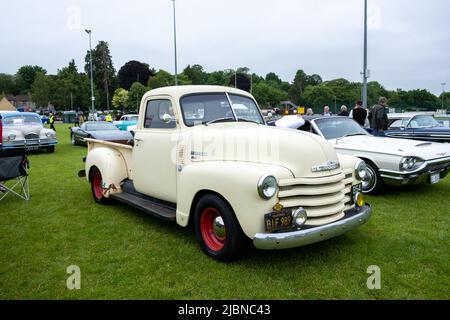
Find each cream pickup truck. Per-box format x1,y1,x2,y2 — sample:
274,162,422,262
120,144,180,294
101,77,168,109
80,85,372,261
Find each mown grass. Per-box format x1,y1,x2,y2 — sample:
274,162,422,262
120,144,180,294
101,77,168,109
0,123,449,299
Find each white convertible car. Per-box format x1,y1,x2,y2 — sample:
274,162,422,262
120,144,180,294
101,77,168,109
275,116,450,194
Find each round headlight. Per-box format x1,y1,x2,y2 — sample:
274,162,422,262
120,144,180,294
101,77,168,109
257,175,278,200
355,161,368,181
292,207,307,228
400,158,409,170
408,158,416,169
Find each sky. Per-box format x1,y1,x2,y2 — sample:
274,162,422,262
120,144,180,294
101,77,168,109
1,0,449,95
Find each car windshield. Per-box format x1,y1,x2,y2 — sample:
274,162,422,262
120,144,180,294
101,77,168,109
2,114,42,126
180,93,264,127
314,117,369,140
85,122,117,131
408,115,440,128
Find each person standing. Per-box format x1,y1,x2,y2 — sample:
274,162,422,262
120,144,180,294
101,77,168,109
338,105,349,116
105,113,113,122
351,101,368,126
49,113,56,131
323,106,332,116
306,108,314,116
369,97,389,136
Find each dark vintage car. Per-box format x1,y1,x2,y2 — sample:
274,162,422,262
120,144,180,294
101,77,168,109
69,121,133,146
385,114,450,143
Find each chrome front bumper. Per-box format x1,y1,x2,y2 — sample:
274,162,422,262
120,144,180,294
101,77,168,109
380,157,450,186
253,205,372,250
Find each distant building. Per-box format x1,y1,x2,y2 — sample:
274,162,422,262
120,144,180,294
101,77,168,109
4,94,36,111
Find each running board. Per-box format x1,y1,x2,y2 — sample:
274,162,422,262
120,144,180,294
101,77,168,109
110,192,176,221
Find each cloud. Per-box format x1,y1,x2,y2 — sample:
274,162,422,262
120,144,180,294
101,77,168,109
0,0,449,95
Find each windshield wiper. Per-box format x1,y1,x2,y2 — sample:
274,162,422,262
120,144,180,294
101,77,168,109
205,117,236,126
237,118,261,124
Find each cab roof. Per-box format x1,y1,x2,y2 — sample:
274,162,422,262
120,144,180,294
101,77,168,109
144,85,254,101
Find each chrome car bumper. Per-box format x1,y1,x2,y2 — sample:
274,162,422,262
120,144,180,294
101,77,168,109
380,157,450,186
253,205,372,250
1,139,58,150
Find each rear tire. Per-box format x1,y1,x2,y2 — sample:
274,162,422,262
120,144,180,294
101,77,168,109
362,160,384,195
194,194,248,262
90,167,109,204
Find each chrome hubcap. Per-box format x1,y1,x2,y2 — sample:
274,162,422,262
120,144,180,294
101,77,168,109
362,166,376,192
213,216,226,239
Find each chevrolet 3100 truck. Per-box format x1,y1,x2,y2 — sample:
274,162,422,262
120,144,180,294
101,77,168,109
80,85,372,261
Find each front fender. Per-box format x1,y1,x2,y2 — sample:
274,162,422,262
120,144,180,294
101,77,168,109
85,147,129,197
176,161,293,238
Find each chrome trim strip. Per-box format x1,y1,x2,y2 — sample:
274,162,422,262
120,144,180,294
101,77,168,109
253,205,372,250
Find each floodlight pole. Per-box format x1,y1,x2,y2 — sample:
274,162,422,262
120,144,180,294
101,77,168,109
85,29,95,115
172,0,178,86
442,83,446,110
362,0,368,109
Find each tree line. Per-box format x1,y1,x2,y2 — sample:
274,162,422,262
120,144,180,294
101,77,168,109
0,40,448,114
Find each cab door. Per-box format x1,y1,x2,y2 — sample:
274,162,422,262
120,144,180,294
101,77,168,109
131,96,179,203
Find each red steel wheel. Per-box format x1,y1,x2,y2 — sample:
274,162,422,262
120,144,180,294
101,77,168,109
200,207,226,252
90,167,109,204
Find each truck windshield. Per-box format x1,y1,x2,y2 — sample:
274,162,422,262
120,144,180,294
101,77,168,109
180,93,264,127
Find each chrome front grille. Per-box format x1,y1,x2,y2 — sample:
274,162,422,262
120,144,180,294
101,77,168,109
25,133,40,140
278,170,355,227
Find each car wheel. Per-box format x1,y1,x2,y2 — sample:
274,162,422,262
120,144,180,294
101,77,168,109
194,194,248,262
90,167,109,204
71,134,76,145
46,146,55,153
362,160,384,195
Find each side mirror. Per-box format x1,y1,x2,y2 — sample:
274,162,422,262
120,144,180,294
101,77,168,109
162,113,172,124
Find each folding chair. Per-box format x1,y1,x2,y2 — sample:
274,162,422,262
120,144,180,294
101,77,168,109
0,149,30,201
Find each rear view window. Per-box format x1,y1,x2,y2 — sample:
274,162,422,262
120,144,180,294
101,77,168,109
144,99,176,129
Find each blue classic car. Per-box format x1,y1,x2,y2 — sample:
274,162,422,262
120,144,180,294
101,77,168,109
113,114,139,131
386,114,450,143
1,112,58,152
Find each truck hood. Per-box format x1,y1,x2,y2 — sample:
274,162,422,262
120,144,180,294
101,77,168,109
331,135,450,161
184,123,340,178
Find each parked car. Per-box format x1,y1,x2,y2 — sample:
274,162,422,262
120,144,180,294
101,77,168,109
1,112,57,153
69,121,133,146
40,115,50,124
276,116,450,194
386,113,450,142
79,85,372,261
113,114,139,131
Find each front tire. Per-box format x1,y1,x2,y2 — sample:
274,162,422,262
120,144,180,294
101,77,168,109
194,194,248,262
46,146,55,153
362,160,384,195
90,167,109,204
71,133,76,145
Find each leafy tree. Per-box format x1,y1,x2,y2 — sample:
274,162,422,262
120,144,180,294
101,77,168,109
16,65,47,93
265,72,282,88
84,41,117,109
229,73,251,92
127,82,148,111
206,71,227,86
112,88,129,110
118,60,155,90
302,85,336,113
252,82,288,108
147,70,191,89
183,64,207,85
31,72,55,107
0,73,16,95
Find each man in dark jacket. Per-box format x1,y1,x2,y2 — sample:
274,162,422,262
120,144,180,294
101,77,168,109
352,101,368,126
368,97,389,136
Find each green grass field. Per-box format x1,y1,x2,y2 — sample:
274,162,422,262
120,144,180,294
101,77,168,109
0,123,449,299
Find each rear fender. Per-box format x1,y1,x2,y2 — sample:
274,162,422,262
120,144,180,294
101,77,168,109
85,147,129,197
